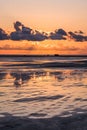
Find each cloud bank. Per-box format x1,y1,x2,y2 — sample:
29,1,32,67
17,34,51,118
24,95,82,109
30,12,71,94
0,21,87,42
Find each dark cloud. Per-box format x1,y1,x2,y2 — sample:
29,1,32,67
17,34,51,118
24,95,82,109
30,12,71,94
68,31,87,42
49,29,67,40
0,21,87,42
11,24,68,41
14,21,23,31
10,21,48,41
0,28,9,40
55,29,67,36
74,30,84,34
29,30,48,41
22,26,32,34
10,31,23,40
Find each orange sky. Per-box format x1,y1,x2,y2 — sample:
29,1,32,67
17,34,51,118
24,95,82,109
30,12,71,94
0,0,87,55
0,40,87,55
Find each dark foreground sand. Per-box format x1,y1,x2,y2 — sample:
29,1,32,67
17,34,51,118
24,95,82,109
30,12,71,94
0,113,87,130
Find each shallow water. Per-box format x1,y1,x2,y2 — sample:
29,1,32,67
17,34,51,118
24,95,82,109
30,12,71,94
0,56,87,119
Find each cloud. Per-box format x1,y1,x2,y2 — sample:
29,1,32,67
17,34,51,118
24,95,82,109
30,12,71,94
11,22,68,41
0,21,87,42
56,29,67,36
49,29,67,40
10,21,48,41
0,28,9,40
14,21,23,31
74,30,84,34
68,31,87,42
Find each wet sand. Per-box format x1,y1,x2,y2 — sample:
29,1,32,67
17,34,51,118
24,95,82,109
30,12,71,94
0,113,87,130
0,56,87,130
1,60,87,68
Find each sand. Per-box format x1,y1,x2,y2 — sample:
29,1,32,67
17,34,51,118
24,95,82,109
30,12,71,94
0,113,87,130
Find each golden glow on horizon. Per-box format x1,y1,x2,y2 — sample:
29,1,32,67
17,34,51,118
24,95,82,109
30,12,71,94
0,40,87,55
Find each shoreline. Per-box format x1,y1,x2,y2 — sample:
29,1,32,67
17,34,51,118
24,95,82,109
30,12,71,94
0,54,87,57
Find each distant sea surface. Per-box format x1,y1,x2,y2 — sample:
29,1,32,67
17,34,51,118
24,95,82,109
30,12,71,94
0,56,87,118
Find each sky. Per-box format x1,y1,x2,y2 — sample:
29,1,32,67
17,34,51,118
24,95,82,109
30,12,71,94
0,0,87,55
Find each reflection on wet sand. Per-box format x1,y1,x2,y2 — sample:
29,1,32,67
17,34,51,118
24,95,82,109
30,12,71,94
0,69,87,119
0,57,87,129
0,69,87,88
11,71,47,87
11,72,32,87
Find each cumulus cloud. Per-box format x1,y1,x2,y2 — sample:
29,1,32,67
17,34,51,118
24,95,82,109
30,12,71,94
0,28,9,40
11,22,68,41
0,21,87,42
14,21,23,31
10,21,48,41
68,31,87,42
49,29,67,40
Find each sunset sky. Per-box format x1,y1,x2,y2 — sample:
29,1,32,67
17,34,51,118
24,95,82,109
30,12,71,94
0,0,87,55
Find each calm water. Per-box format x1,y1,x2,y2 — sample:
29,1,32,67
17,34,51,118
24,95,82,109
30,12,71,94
0,56,87,118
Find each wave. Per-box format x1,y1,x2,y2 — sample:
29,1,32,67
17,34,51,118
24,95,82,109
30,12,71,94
1,60,87,68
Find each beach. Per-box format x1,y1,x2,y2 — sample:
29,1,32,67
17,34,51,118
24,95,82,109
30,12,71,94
0,55,87,130
0,113,87,130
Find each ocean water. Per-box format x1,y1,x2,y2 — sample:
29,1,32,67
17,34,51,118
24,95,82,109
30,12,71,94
0,56,87,119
